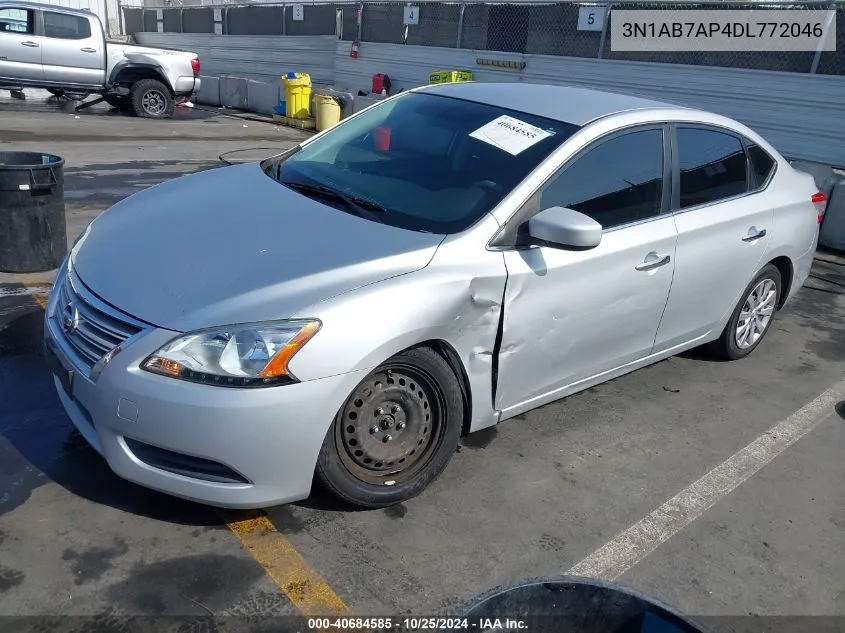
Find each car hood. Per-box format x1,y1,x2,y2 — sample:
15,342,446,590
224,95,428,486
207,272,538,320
72,163,445,332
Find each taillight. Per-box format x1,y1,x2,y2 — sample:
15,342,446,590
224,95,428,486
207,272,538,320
191,57,200,76
812,192,827,224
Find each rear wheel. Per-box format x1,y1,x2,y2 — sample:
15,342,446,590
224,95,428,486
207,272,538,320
710,264,782,360
130,78,174,119
105,95,131,111
316,347,463,508
46,89,88,101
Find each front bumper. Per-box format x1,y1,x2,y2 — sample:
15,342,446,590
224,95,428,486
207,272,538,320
44,301,367,509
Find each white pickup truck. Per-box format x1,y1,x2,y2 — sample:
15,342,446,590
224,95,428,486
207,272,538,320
0,0,200,118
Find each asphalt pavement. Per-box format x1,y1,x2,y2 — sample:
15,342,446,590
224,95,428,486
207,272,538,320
1,91,844,630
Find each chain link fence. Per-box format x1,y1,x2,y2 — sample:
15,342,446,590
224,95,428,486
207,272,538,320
121,0,845,75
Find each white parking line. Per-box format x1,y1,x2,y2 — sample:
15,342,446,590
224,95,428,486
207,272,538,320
567,378,845,581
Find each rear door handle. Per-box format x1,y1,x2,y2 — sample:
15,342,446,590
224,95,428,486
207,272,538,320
21,41,40,47
635,253,671,272
742,228,767,242
80,47,97,53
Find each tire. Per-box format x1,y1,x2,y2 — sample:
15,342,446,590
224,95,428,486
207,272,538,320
105,95,131,111
130,78,174,119
316,347,464,509
47,89,88,101
710,264,782,361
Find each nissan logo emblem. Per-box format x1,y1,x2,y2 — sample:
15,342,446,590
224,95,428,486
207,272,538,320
62,302,80,335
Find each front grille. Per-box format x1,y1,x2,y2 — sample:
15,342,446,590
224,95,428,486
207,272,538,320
51,271,144,371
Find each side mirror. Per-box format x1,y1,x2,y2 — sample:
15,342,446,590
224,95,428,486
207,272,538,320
526,206,602,250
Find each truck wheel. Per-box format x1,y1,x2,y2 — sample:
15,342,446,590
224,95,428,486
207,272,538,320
105,96,131,112
130,79,174,119
47,89,88,101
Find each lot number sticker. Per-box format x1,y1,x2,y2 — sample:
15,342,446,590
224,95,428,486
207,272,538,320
403,6,419,25
470,116,553,156
577,6,605,31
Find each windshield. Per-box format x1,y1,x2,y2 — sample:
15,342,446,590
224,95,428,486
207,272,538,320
262,92,580,233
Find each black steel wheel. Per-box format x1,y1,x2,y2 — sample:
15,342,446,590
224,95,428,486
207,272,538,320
316,347,463,508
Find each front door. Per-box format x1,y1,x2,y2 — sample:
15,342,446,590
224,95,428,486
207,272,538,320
0,7,42,81
40,9,103,86
495,127,678,415
653,126,774,353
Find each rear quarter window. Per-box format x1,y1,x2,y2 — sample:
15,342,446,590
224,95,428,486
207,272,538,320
745,143,776,189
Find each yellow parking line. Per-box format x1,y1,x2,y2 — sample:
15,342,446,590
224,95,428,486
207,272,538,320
33,293,48,310
20,282,50,310
220,510,352,616
21,282,346,615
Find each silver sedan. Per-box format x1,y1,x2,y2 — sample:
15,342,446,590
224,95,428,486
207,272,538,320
44,82,825,509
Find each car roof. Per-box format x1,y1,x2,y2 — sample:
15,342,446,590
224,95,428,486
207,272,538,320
0,0,93,16
419,82,688,126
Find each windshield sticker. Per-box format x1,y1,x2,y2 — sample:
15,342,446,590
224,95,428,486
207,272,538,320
469,115,553,156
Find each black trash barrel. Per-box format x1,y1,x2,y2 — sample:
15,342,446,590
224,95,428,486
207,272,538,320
445,576,707,633
0,151,67,273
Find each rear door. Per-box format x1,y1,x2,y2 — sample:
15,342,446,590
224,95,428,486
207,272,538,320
40,9,104,86
0,6,42,81
653,125,773,353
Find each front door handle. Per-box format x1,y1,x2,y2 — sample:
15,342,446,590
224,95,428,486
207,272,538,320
635,253,671,272
21,41,40,47
742,228,767,242
80,47,97,53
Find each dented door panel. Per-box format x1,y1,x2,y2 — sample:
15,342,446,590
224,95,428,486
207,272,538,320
495,217,678,416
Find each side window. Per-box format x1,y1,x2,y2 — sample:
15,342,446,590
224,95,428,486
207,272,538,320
677,128,748,209
745,142,776,189
43,11,92,39
0,7,34,34
539,129,664,230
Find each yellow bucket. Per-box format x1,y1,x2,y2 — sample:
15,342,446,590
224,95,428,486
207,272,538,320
282,72,312,118
314,94,342,132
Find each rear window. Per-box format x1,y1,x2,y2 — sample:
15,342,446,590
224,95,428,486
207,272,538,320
44,11,92,39
263,92,580,233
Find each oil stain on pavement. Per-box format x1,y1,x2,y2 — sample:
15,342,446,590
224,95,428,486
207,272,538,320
0,565,25,592
63,537,130,585
104,554,266,615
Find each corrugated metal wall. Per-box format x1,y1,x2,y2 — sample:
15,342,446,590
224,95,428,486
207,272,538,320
131,33,845,167
334,41,845,167
134,33,336,85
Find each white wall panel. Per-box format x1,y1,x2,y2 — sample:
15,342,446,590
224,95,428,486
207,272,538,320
134,34,845,167
336,41,845,167
135,33,336,85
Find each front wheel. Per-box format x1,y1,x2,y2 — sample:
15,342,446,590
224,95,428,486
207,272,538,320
316,347,463,508
130,78,174,119
710,263,782,360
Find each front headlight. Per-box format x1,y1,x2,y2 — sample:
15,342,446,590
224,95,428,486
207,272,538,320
142,320,320,387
